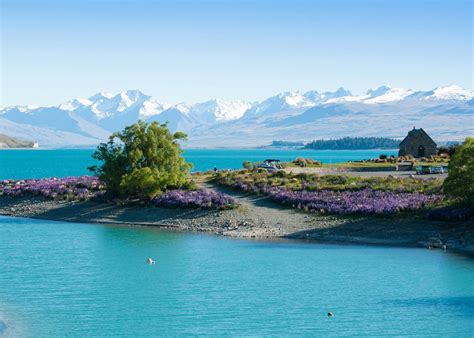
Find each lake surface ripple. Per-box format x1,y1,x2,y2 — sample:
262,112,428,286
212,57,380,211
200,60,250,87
0,216,472,336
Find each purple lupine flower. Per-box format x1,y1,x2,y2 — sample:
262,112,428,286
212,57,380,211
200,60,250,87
152,189,235,209
267,188,442,215
0,176,105,201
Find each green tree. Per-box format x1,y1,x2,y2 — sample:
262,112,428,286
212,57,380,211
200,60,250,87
443,138,474,208
88,121,192,198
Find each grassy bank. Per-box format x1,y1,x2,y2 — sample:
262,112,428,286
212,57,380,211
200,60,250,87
212,170,447,216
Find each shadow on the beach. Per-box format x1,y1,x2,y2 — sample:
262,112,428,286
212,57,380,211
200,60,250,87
27,199,220,225
285,216,444,244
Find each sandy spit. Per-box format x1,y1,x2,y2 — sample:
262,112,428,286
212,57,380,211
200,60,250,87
0,188,472,254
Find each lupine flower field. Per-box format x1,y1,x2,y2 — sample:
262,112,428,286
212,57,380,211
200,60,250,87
0,171,445,213
152,189,236,209
0,176,236,210
0,176,105,200
215,170,444,215
269,188,442,215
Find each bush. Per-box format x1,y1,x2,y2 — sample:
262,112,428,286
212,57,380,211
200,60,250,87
292,158,321,167
242,160,253,171
293,158,307,167
379,154,388,160
88,121,192,199
443,138,474,209
438,145,457,157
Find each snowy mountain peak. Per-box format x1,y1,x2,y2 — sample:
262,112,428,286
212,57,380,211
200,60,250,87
431,85,474,100
301,88,353,103
321,87,352,101
303,90,320,101
59,98,93,111
16,105,40,112
139,98,170,118
188,99,252,123
325,85,416,104
247,92,307,116
366,85,392,97
2,85,472,147
280,91,312,106
278,91,316,107
172,103,191,114
119,89,148,102
365,87,415,104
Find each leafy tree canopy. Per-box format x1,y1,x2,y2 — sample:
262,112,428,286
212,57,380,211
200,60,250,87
88,121,192,198
443,138,474,208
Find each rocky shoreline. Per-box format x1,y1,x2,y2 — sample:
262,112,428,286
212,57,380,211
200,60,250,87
0,192,473,254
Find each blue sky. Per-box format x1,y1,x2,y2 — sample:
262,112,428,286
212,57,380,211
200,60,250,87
1,0,472,106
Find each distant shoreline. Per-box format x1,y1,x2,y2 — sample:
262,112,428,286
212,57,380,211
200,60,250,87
0,147,399,151
1,193,472,255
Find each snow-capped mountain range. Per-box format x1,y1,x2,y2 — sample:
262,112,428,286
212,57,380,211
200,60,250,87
0,85,472,147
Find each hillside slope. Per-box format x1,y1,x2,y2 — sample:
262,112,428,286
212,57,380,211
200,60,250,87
0,134,35,148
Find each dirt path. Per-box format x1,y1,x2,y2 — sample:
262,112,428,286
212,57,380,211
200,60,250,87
200,181,343,238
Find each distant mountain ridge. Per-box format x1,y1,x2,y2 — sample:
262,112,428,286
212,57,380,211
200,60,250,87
0,85,472,147
0,134,35,148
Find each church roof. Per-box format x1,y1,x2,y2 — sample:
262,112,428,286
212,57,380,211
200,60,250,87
399,128,437,147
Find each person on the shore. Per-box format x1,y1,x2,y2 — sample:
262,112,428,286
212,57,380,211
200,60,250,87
214,166,218,173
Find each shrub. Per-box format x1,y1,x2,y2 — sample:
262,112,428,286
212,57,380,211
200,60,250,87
438,145,457,157
443,138,474,209
292,158,321,167
379,154,388,160
293,158,307,167
243,160,253,171
88,121,192,199
273,170,288,178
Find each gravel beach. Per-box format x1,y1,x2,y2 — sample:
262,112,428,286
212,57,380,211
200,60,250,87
1,183,473,254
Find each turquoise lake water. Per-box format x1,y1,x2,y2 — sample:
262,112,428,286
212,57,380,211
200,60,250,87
0,216,473,336
0,148,397,179
0,149,473,336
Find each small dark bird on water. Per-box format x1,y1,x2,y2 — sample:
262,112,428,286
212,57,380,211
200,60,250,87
327,312,334,317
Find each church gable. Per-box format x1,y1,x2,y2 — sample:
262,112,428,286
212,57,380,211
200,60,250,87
398,127,437,157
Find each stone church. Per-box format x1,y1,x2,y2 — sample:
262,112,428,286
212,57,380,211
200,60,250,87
398,127,437,157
